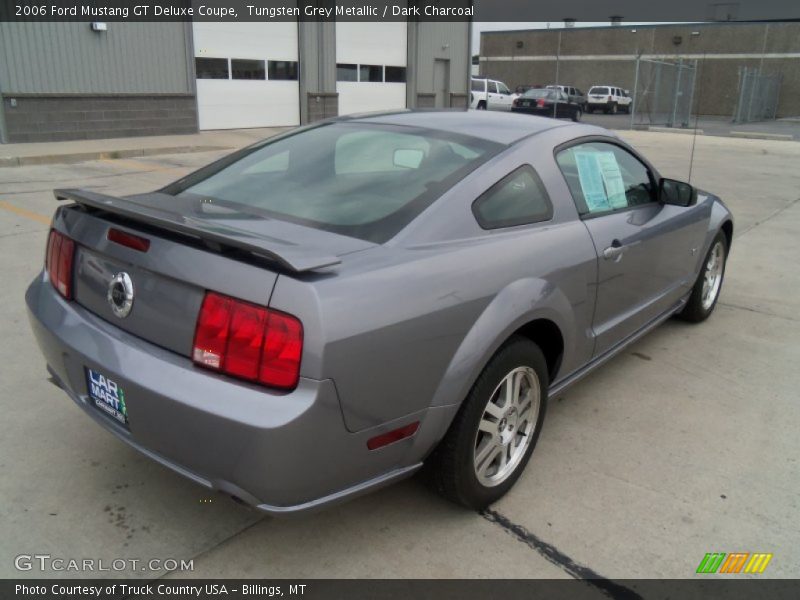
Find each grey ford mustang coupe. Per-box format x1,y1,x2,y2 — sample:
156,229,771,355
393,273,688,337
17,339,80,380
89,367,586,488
26,111,732,513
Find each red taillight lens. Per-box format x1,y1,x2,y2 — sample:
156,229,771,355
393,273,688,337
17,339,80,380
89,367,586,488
608,95,613,101
260,310,303,389
225,302,267,380
512,98,518,107
192,293,233,369
536,99,545,108
108,228,150,252
45,229,75,300
192,292,303,390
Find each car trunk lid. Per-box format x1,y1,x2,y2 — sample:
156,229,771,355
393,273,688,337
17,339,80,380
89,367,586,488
55,188,374,359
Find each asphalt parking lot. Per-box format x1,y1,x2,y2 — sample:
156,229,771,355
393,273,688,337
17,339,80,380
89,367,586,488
1,130,798,582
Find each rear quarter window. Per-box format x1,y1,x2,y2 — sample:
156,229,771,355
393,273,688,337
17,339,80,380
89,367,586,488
472,166,553,229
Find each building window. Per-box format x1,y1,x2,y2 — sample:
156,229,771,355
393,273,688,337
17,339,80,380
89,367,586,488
268,60,298,81
360,64,383,82
337,63,358,82
231,59,266,80
195,57,229,79
385,66,406,83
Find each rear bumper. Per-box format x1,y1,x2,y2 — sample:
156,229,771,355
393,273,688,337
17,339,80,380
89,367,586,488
26,273,455,514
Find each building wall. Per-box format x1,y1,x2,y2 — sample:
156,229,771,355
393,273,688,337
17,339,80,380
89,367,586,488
0,22,196,142
480,22,800,118
409,21,470,109
298,21,338,124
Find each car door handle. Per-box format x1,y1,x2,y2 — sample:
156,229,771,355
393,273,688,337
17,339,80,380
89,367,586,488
603,240,625,260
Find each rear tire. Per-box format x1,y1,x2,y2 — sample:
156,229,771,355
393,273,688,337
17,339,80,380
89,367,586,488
477,101,487,111
678,232,728,323
610,102,618,115
572,107,582,122
425,337,549,510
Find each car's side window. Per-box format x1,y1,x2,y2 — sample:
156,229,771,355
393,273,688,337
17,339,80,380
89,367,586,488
472,165,553,230
555,142,656,216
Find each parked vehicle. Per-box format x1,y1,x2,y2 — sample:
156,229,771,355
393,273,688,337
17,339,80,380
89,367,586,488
27,111,732,513
546,85,587,109
512,88,583,122
470,77,518,111
515,84,544,95
587,86,633,114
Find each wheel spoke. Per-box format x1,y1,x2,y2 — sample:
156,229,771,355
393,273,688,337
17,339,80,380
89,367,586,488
478,417,498,435
476,442,501,475
484,398,504,420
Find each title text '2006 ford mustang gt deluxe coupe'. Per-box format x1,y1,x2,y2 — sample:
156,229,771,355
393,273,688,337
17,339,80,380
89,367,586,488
27,111,732,513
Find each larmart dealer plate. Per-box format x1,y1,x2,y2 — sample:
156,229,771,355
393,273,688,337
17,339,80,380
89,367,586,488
85,368,129,428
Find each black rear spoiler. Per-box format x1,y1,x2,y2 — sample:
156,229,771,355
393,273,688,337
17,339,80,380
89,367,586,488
54,188,341,273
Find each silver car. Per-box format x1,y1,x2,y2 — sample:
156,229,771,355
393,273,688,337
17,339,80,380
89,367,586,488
26,111,732,513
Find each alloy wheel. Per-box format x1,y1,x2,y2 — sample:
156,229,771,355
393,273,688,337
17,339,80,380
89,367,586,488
473,366,540,487
701,241,725,310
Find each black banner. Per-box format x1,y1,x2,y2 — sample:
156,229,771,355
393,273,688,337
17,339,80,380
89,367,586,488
1,0,799,22
4,580,800,600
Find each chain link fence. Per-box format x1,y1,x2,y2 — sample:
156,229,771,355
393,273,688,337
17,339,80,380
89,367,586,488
630,58,698,129
732,67,783,123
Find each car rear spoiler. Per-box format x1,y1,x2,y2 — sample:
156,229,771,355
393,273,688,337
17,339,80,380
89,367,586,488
53,188,341,273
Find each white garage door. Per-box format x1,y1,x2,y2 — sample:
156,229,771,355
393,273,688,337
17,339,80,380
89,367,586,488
193,22,300,129
336,22,407,116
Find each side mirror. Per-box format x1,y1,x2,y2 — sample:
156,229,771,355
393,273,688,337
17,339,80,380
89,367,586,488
393,148,424,169
659,178,697,207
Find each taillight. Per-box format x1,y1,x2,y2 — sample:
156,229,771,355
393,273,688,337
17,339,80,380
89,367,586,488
512,98,519,107
536,99,545,108
608,95,613,101
45,229,75,299
192,291,303,390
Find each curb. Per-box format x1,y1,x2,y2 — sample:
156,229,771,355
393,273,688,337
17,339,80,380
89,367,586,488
729,131,794,141
645,126,704,135
0,144,229,168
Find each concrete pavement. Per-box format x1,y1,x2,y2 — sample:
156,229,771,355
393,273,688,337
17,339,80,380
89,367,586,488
0,131,798,582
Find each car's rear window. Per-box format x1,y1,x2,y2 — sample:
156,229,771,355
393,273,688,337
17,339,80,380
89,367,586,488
522,89,555,99
590,87,610,95
171,123,501,243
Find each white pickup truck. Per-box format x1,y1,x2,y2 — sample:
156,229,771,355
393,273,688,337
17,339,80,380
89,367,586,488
470,78,518,111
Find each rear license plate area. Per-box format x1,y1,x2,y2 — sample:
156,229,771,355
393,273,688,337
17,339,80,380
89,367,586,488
85,367,129,429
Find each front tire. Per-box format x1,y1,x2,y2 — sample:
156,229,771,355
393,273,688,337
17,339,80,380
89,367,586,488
678,232,728,322
425,337,549,509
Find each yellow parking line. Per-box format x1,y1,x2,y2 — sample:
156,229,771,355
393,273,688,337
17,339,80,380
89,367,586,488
0,200,51,225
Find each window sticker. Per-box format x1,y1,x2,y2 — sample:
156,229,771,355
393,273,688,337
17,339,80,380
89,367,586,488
574,151,610,213
595,151,628,209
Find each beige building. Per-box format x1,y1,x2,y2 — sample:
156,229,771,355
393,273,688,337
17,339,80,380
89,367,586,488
480,22,800,118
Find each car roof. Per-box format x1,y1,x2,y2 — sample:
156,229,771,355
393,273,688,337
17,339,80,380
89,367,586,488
341,110,573,145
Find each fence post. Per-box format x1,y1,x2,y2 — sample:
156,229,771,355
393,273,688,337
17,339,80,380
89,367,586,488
630,55,640,129
670,59,683,127
747,68,757,122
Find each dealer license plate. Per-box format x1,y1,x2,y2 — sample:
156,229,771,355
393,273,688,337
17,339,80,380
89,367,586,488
85,368,129,428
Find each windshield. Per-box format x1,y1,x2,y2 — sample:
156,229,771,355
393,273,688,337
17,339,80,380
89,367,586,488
171,123,501,243
590,87,610,95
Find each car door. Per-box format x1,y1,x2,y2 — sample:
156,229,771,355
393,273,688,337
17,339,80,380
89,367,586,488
485,81,501,110
495,81,515,110
555,140,708,356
